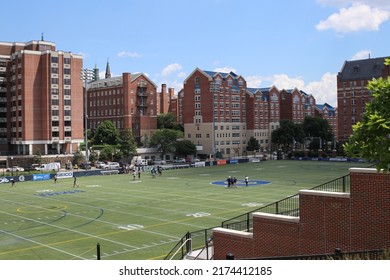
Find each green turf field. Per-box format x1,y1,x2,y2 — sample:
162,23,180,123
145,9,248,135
0,160,369,260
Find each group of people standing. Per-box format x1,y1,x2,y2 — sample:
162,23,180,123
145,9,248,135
226,175,249,188
226,176,237,188
150,166,163,177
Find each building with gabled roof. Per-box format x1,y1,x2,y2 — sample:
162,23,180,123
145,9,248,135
246,86,280,152
87,68,158,144
182,68,248,158
280,88,316,123
315,103,338,145
337,56,390,143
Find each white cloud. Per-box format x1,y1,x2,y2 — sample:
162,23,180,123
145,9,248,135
316,4,390,33
303,72,337,106
161,63,183,77
117,51,142,58
351,50,372,60
317,0,390,9
246,73,338,107
213,67,237,74
246,74,305,90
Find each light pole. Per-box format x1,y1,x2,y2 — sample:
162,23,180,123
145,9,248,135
10,156,13,176
80,68,94,163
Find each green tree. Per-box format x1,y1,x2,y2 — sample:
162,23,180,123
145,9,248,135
246,136,260,155
33,150,42,164
150,129,179,158
119,128,137,159
302,116,333,149
72,150,84,166
344,59,390,171
175,140,197,158
93,120,120,145
271,120,305,151
157,113,177,129
99,145,117,161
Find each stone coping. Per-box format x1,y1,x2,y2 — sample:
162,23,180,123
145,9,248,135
252,212,300,223
349,167,387,174
212,227,253,239
299,189,351,198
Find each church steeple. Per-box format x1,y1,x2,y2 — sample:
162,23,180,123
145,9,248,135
105,59,111,79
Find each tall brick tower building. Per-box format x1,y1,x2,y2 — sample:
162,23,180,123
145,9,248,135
0,39,83,155
87,71,158,144
337,56,390,143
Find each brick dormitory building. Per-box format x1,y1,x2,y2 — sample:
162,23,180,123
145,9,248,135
86,62,177,145
337,56,390,144
0,39,84,156
180,68,332,159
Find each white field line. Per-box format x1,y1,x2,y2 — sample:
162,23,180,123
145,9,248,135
0,188,224,230
0,198,180,240
0,229,87,260
0,210,139,250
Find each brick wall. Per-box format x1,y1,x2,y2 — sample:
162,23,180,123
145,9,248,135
252,214,300,257
213,228,254,260
350,168,390,251
212,168,390,259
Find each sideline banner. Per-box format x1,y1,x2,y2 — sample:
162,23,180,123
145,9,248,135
33,174,51,181
57,171,74,179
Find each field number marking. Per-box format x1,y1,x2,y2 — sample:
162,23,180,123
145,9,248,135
242,202,264,207
186,212,211,218
118,224,144,231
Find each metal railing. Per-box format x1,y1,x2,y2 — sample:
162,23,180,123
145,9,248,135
164,228,214,260
165,174,351,260
222,174,350,231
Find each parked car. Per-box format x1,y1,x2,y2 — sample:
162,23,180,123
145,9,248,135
79,162,91,170
24,164,40,172
6,166,24,172
105,162,120,169
173,158,186,164
95,161,106,168
153,159,166,165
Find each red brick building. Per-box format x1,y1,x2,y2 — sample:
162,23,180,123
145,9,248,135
246,86,280,152
280,88,316,123
182,68,248,158
87,71,158,144
337,56,390,143
0,39,83,155
315,103,338,143
181,68,323,157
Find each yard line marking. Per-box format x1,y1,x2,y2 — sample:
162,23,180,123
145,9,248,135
0,210,139,251
0,198,190,239
0,229,87,259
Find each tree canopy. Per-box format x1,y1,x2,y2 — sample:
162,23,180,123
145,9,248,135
271,119,305,151
157,113,177,129
344,59,390,172
93,120,120,145
246,136,260,154
175,140,197,158
150,129,179,158
118,128,137,159
302,116,333,143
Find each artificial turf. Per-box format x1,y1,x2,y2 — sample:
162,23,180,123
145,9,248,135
0,160,369,260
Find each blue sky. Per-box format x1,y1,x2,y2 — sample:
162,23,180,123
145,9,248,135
2,0,390,107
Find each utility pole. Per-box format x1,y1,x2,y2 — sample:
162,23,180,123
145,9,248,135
80,68,94,163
